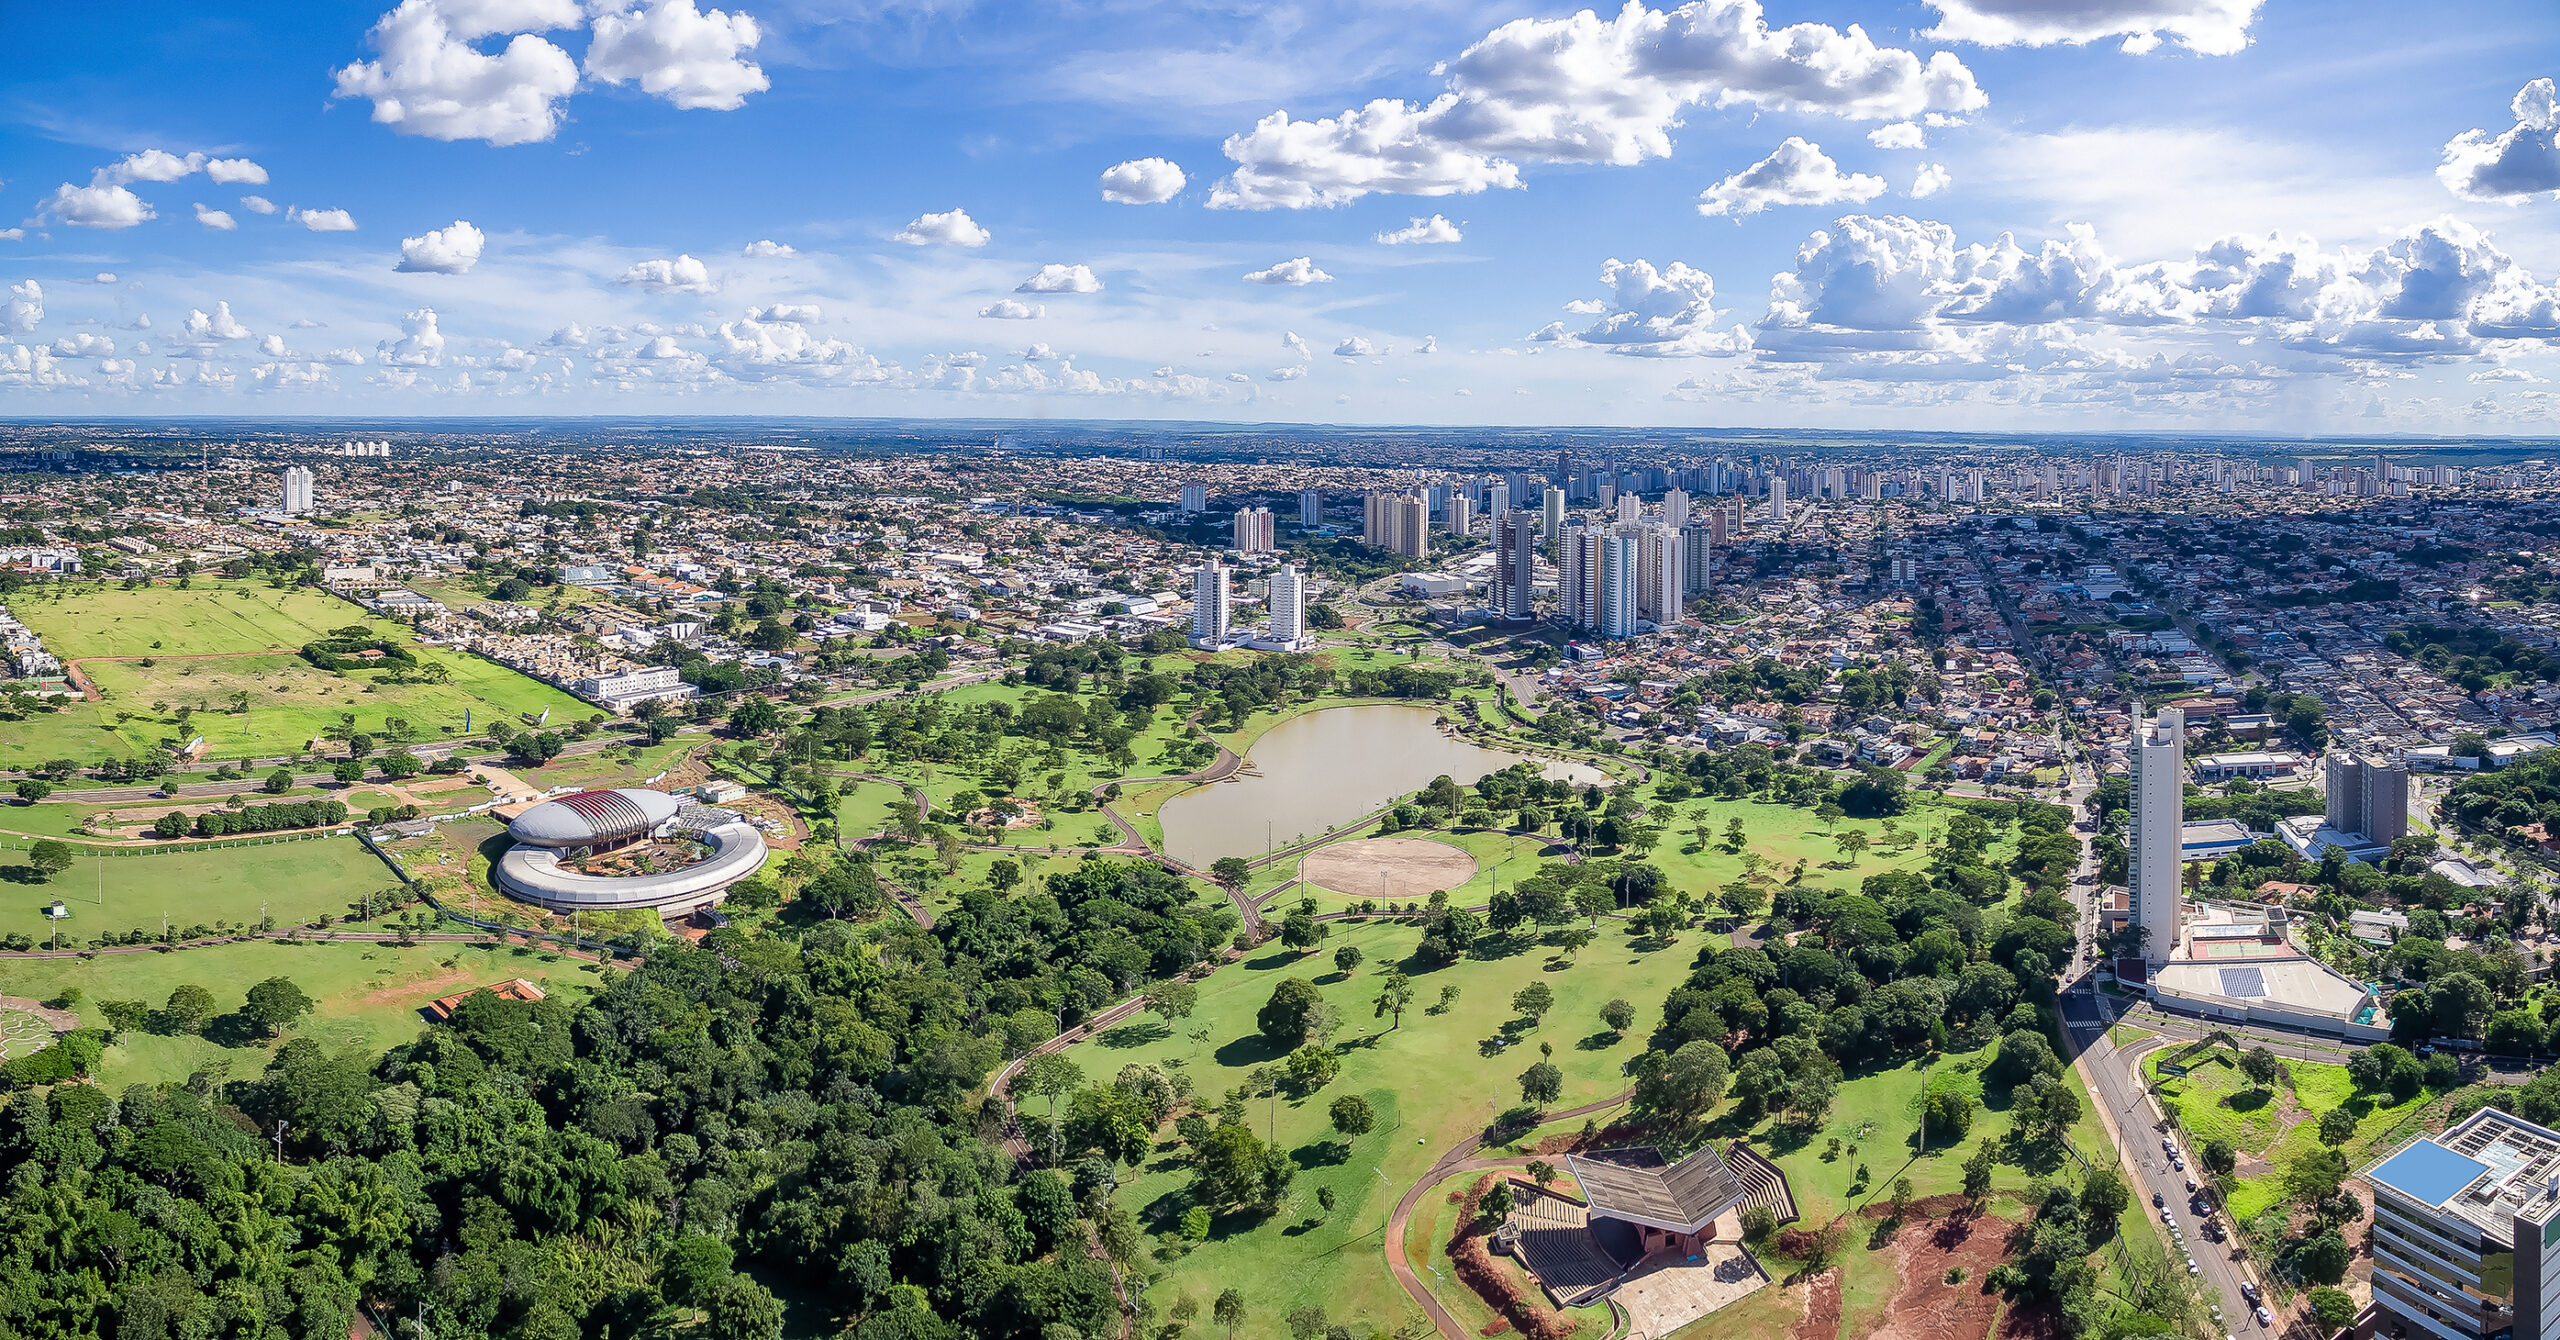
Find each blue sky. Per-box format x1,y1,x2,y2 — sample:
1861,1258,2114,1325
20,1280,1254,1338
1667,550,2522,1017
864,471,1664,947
7,0,2560,432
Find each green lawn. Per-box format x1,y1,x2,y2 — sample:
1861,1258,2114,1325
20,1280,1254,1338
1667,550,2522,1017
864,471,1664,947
2144,1048,2430,1224
0,834,402,945
1,580,591,765
1648,794,1965,907
0,937,608,1089
1065,917,1688,1339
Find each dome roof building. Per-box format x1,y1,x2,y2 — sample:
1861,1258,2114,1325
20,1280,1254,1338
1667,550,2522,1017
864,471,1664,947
507,789,682,848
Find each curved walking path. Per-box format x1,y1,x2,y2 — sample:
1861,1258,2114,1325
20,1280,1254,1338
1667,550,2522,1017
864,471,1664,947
1381,1086,1637,1340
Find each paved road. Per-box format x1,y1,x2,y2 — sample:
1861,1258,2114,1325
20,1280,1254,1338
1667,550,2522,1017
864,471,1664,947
2064,989,2270,1335
1381,1087,1636,1340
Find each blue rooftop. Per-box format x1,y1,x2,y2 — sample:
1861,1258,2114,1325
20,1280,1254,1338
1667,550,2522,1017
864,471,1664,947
2371,1139,2492,1207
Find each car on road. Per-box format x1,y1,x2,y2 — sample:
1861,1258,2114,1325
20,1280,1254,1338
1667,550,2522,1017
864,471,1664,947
2186,1176,2199,1192
2185,1256,2200,1275
2255,1307,2274,1327
2163,1137,2176,1153
2161,1207,2175,1224
2241,1283,2260,1305
2154,1191,2166,1207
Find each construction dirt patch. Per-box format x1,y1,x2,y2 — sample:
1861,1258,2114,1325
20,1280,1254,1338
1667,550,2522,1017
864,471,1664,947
1300,836,1479,902
1793,1268,1842,1340
1864,1213,2028,1340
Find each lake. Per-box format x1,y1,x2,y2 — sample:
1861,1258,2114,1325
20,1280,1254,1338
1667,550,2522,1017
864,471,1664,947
1154,703,1605,867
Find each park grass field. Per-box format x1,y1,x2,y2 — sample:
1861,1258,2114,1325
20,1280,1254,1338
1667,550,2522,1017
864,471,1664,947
0,937,608,1089
0,834,398,945
1649,794,1966,907
2144,1048,2431,1223
0,579,590,765
1066,917,1687,1337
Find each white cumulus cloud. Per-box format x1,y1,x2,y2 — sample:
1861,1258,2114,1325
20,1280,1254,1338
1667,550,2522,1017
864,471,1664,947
194,203,238,230
741,238,796,257
107,150,206,183
1244,257,1332,285
894,208,990,247
241,195,279,215
38,182,153,229
620,254,716,293
1208,0,1984,209
979,299,1043,319
1282,331,1310,358
185,302,252,341
1555,257,1752,356
1698,137,1886,217
1333,336,1376,356
205,157,269,185
332,0,582,145
1100,157,1187,204
3,282,39,335
1017,264,1102,294
1376,214,1463,244
290,206,359,231
584,0,768,111
378,307,448,365
1267,365,1307,381
1911,163,1952,198
1923,0,2261,55
1869,122,1924,150
397,220,486,273
2441,78,2560,203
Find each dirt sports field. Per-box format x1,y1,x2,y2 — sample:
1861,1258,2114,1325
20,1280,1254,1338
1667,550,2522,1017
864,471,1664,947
1297,836,1477,901
1790,1209,2051,1340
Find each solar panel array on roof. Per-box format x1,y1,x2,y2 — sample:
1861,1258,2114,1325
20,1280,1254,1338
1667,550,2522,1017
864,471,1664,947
2218,966,2266,997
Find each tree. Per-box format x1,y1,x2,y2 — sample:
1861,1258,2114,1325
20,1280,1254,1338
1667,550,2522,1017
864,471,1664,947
1210,856,1251,888
1279,909,1326,953
1600,998,1635,1036
2237,1046,2285,1091
242,977,314,1038
1511,981,1554,1026
1332,944,1363,977
1924,1088,1975,1144
1518,1061,1563,1109
1634,1039,1729,1119
1018,1052,1084,1121
331,759,365,784
26,839,73,879
2295,1229,2351,1285
1214,1289,1247,1340
1832,830,1870,864
1258,978,1323,1050
2079,1167,2130,1226
13,780,51,803
1961,1145,1996,1207
709,1275,785,1340
729,697,781,738
2202,1138,2237,1176
662,1234,735,1308
2285,1145,2350,1208
1286,1045,1339,1093
264,768,292,794
1145,980,1198,1029
1479,1178,1514,1221
2318,1105,2358,1147
1372,972,1415,1029
164,983,216,1033
1329,1093,1375,1142
2308,1287,2359,1329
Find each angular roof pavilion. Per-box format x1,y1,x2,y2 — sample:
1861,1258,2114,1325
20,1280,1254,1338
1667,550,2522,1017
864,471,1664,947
1564,1145,1749,1235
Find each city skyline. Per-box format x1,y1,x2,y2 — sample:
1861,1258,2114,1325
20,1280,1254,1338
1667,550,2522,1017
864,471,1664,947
5,1,2560,431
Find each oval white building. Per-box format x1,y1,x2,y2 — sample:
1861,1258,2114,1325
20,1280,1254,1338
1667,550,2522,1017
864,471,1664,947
494,788,767,916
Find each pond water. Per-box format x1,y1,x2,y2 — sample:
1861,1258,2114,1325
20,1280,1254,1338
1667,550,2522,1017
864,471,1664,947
1154,703,1605,867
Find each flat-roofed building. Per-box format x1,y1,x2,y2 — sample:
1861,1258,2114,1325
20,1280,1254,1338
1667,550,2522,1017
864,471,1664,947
2365,1106,2560,1340
2329,751,2412,845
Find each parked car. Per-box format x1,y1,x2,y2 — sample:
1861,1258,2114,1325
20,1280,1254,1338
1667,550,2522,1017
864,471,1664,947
2242,1283,2261,1305
2154,1191,2167,1207
2255,1307,2274,1327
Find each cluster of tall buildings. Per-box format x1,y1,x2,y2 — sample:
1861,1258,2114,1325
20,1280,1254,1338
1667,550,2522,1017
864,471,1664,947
1189,559,1309,652
1232,507,1275,554
1361,491,1429,558
279,465,315,516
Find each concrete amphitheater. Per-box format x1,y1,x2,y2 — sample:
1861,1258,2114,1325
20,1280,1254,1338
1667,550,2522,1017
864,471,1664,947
494,787,767,916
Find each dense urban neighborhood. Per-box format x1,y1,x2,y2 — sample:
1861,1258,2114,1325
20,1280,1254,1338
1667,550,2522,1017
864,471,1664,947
0,424,2558,1340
